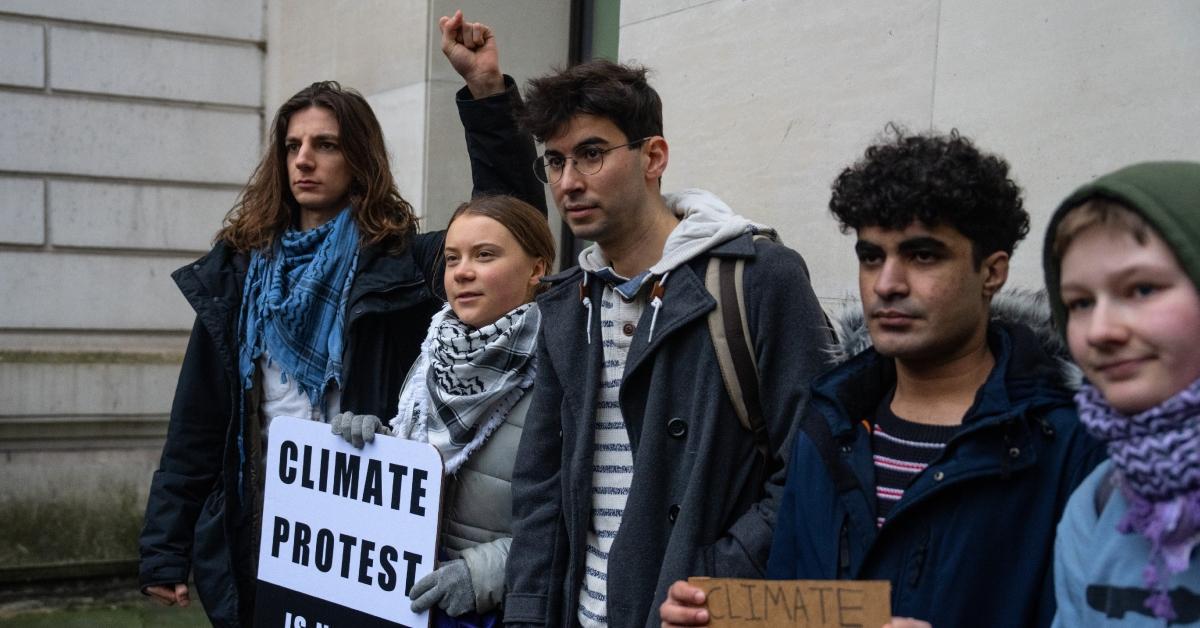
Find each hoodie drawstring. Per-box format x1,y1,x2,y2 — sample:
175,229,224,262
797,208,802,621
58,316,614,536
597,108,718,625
582,270,670,343
580,274,593,344
647,272,670,342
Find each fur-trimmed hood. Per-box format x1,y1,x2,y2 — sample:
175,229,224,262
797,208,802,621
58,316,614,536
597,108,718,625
825,287,1083,389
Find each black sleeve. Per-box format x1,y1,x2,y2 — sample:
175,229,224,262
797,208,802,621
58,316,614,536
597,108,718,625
138,317,232,589
456,75,547,216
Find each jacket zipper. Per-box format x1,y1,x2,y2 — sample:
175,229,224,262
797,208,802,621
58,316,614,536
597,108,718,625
838,519,851,578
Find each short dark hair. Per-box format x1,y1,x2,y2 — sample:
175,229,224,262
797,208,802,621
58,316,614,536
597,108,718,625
829,126,1029,265
519,59,663,144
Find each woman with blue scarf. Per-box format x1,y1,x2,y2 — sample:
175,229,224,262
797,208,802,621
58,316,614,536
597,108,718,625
138,14,544,627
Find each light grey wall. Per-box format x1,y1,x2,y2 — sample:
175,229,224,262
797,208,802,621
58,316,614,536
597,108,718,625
265,1,571,237
0,0,264,566
620,0,1200,306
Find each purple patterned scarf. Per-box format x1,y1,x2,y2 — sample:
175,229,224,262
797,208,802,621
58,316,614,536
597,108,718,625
1075,378,1200,620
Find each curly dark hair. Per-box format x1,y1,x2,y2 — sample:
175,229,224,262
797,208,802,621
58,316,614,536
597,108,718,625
519,59,663,144
829,126,1029,265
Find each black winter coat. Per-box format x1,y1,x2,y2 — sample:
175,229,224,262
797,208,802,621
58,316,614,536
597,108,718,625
138,80,543,627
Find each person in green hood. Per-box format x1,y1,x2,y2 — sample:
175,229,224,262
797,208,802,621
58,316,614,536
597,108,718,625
1045,161,1200,626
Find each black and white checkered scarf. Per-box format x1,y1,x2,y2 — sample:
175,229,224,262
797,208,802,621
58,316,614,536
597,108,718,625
391,302,538,473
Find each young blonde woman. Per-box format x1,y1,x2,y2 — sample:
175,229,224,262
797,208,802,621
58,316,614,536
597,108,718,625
333,195,554,627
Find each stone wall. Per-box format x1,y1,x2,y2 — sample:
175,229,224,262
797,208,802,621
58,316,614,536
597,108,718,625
619,0,1200,305
0,0,264,570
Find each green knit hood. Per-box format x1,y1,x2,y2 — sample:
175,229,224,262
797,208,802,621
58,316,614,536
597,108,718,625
1042,161,1200,335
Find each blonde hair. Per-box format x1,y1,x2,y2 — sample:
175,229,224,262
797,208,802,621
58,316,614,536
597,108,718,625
1051,197,1152,261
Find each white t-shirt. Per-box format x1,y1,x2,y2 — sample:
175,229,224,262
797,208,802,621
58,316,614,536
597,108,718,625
258,351,341,437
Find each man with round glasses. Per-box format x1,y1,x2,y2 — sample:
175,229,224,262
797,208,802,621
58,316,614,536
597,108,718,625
503,58,833,628
533,137,650,185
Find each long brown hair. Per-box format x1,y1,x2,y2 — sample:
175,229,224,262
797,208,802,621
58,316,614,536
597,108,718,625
217,81,417,253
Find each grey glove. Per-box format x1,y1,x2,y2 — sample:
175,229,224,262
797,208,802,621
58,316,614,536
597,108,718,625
409,559,476,616
329,412,389,448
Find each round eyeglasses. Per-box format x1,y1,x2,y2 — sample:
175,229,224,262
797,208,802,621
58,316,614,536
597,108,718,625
532,138,651,185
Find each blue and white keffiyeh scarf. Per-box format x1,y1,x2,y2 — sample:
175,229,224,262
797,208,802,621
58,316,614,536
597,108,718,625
238,208,359,409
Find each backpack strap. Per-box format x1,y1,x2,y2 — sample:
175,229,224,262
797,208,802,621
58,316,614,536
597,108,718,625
706,247,769,463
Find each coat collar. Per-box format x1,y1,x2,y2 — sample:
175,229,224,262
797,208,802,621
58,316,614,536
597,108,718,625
534,269,601,419
535,232,762,407
812,322,1068,440
623,261,715,377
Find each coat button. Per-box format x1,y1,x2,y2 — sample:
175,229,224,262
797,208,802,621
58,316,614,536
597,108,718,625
668,504,680,522
932,471,945,482
622,322,636,336
1008,447,1021,459
667,417,687,438
353,306,364,315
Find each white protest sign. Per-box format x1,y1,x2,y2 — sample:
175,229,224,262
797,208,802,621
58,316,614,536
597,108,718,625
254,416,443,628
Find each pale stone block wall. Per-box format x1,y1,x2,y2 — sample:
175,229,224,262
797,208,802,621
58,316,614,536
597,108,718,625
619,0,1200,304
49,27,263,106
0,1,264,570
0,0,263,40
0,177,45,245
48,181,239,251
2,360,178,417
0,19,44,88
0,252,197,329
0,92,260,182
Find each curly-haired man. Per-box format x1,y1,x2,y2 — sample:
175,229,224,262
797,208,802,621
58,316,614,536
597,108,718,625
662,128,1104,628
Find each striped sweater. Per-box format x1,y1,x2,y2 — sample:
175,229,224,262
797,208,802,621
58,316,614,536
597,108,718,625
578,286,643,627
871,398,959,527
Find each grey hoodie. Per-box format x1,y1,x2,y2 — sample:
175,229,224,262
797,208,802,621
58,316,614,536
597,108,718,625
576,188,775,340
577,188,775,276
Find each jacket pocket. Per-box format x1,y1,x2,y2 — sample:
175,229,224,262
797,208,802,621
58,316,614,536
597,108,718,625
192,486,239,625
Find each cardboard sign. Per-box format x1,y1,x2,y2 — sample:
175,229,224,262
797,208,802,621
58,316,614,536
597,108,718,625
687,578,892,628
255,416,444,628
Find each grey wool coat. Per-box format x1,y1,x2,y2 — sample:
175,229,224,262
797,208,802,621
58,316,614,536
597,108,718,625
503,233,834,628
